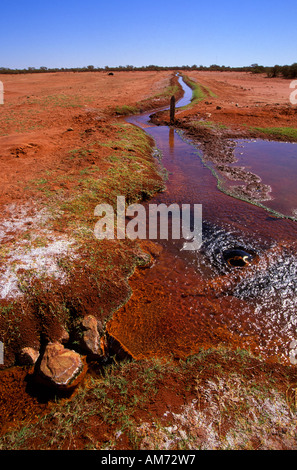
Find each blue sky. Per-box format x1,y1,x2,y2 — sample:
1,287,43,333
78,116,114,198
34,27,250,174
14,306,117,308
1,0,296,69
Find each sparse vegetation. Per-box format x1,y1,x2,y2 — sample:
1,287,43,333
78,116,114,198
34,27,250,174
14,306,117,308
190,119,227,129
115,105,139,115
177,74,217,109
1,347,297,450
250,126,297,141
180,75,206,104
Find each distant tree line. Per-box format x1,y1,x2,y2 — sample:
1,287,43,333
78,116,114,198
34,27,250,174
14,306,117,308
0,63,296,78
265,63,297,79
0,64,244,74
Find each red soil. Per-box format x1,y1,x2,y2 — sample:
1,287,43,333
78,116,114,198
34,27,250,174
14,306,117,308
178,70,297,130
1,71,297,448
0,71,172,206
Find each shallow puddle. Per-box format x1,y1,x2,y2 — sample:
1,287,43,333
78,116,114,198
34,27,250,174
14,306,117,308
233,139,297,219
107,76,297,365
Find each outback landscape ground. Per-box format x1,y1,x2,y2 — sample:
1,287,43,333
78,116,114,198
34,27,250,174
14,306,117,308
0,69,297,450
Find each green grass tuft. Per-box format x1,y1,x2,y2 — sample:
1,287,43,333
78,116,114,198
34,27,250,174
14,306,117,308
179,75,217,109
115,105,139,116
250,126,297,141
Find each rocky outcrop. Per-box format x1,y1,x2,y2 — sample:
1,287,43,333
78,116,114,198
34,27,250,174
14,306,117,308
36,342,87,390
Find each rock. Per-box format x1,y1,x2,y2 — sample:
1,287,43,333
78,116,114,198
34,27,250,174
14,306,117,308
81,315,105,357
19,347,39,365
37,342,86,390
134,249,152,268
57,327,70,344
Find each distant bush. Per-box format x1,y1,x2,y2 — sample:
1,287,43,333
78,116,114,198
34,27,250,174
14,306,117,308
250,64,267,74
266,63,297,79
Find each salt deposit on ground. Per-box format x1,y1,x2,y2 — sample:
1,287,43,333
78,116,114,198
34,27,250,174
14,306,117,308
0,202,78,300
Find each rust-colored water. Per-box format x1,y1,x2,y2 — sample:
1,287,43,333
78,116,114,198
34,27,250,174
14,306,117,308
107,78,297,365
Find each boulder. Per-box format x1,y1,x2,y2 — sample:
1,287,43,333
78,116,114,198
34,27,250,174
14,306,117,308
19,347,39,365
56,326,70,344
37,342,87,390
81,315,105,357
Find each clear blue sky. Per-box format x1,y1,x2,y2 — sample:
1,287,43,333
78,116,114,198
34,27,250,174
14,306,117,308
1,0,296,69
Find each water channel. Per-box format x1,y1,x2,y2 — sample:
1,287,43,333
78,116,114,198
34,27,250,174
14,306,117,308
107,75,297,365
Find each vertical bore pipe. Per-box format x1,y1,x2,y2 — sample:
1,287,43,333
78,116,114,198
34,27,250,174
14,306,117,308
170,95,175,124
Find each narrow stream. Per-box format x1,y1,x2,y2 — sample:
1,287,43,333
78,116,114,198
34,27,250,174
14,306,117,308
107,75,297,365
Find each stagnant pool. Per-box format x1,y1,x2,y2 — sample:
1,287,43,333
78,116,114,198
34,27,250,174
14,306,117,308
233,138,297,220
107,76,297,366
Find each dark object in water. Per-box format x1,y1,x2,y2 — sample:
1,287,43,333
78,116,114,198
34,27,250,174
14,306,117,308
222,248,254,268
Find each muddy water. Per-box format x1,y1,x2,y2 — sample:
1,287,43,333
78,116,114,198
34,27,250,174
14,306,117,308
107,76,297,365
